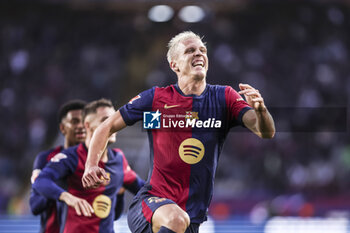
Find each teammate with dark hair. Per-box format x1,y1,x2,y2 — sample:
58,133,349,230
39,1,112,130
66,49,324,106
82,31,275,233
30,99,87,233
33,98,145,233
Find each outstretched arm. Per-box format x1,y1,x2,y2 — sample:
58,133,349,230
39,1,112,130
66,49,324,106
239,83,275,138
82,110,127,188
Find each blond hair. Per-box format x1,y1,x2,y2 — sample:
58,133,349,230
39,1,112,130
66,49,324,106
166,31,204,63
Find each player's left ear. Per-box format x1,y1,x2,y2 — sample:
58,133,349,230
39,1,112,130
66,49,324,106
59,123,66,135
84,121,90,131
170,61,179,73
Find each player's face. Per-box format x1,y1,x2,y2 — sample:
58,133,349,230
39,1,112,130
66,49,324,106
174,37,208,80
61,109,86,146
89,106,116,144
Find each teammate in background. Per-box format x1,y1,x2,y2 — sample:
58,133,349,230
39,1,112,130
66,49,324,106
33,98,145,233
30,100,87,233
82,31,275,233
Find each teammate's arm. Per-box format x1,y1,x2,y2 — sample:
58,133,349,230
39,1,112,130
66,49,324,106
33,154,94,217
29,189,48,215
29,152,51,215
29,167,48,215
33,173,94,217
239,83,275,138
58,191,94,217
82,110,127,188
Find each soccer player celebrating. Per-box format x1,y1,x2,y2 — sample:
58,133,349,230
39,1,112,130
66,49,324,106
33,99,145,233
82,31,275,233
30,100,87,233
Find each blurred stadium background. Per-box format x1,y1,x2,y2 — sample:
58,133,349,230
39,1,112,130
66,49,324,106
0,0,349,232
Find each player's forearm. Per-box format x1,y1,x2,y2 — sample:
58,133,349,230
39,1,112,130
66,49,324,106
32,176,65,201
86,125,110,168
255,108,275,138
86,110,126,168
58,191,74,204
85,127,109,168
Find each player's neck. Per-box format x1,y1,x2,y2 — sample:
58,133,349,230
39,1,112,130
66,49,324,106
64,140,76,149
178,76,206,96
85,134,92,149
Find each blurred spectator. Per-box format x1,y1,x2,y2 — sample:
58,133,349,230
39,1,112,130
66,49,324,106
0,1,348,217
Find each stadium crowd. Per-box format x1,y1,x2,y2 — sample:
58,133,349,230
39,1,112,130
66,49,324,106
0,1,349,219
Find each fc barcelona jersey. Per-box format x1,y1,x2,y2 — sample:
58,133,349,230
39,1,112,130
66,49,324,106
30,145,63,233
33,143,141,233
119,84,252,223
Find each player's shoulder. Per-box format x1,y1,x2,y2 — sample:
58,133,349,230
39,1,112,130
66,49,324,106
112,147,123,153
57,144,81,160
206,84,231,96
210,84,240,95
111,148,125,158
129,85,175,102
62,144,80,154
35,145,63,161
128,86,159,104
109,148,126,162
47,144,83,168
33,146,63,170
207,83,230,90
142,86,159,94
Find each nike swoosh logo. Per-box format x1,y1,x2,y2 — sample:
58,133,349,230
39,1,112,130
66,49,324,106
164,104,180,109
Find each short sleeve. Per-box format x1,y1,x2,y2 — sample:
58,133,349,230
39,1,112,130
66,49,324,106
44,150,78,181
225,86,252,127
32,150,78,200
119,87,156,126
32,150,52,170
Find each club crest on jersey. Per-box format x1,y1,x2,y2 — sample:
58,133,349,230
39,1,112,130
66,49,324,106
101,172,111,186
185,111,199,120
143,110,161,129
128,95,141,104
50,153,67,162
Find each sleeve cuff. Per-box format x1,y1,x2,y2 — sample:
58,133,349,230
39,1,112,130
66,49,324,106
237,107,253,127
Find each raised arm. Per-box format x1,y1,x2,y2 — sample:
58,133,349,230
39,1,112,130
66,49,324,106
238,83,275,138
82,110,127,188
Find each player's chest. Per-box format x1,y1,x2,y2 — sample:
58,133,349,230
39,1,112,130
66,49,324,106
151,96,225,130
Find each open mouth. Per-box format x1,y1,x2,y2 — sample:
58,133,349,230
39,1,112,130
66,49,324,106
192,60,205,68
75,131,86,138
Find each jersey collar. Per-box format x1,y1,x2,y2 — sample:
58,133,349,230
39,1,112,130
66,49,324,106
173,83,209,98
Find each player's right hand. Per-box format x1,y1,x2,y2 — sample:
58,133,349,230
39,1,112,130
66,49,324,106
82,165,109,189
59,192,94,217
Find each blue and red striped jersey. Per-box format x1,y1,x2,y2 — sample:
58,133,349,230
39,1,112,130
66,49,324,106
30,145,63,233
119,84,252,223
33,143,143,233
